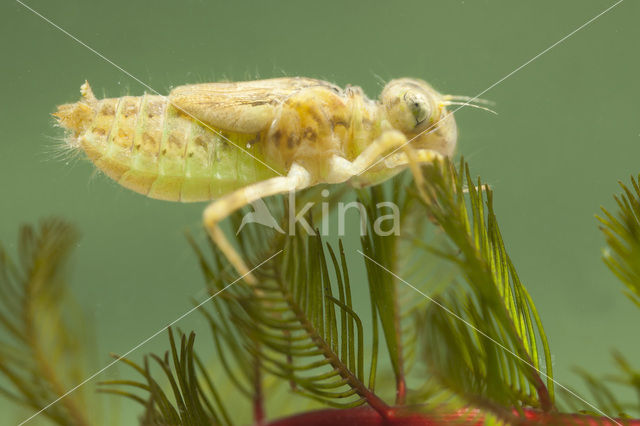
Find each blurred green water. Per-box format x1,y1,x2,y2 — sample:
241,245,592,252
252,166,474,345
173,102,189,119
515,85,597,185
1,0,639,423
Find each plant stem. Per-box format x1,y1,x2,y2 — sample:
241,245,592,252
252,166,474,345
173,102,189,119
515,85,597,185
24,307,89,426
253,346,265,425
266,406,640,426
280,283,391,418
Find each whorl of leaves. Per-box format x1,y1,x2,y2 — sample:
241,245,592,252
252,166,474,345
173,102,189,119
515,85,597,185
416,159,554,413
599,174,640,307
0,219,92,426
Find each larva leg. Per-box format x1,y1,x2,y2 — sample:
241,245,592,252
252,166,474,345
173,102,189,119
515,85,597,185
384,149,488,194
350,130,408,174
203,163,312,284
349,130,434,191
325,155,358,183
382,149,445,169
385,148,445,198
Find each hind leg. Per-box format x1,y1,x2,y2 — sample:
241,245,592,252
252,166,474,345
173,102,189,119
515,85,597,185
203,163,312,284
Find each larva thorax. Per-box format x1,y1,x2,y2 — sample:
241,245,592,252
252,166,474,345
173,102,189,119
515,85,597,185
262,85,383,180
54,82,277,202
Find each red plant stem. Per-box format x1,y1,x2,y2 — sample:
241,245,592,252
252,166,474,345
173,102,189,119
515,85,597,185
253,381,264,425
265,406,640,426
395,377,406,406
253,349,265,425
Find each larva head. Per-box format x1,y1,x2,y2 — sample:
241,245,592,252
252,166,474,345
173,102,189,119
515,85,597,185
380,78,457,157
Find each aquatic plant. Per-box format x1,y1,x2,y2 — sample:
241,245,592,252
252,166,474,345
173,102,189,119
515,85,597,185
1,159,639,425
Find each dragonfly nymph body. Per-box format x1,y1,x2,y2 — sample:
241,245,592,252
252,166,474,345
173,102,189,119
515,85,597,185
54,77,459,282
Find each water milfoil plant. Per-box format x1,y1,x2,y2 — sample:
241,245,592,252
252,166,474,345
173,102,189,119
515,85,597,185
1,159,639,425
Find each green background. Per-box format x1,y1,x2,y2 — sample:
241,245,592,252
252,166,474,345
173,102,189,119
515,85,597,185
1,0,639,423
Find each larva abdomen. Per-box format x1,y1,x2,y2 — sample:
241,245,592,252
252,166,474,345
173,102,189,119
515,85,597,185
54,82,276,202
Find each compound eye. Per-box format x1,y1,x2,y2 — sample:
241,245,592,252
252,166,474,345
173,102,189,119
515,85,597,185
404,92,431,126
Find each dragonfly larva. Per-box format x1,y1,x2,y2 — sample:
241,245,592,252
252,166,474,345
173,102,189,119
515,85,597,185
54,77,461,283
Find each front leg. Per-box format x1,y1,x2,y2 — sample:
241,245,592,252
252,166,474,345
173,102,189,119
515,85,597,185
203,163,312,284
384,149,487,195
323,130,412,184
350,130,445,191
350,130,409,174
382,149,445,169
348,129,429,187
382,148,445,196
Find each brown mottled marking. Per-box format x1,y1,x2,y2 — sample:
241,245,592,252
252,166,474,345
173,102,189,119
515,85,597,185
194,135,207,149
287,134,299,149
113,128,133,150
141,132,159,153
146,101,163,118
168,133,182,149
92,99,119,141
303,127,317,141
161,130,187,164
123,102,138,118
331,119,348,130
246,134,260,146
305,107,326,128
109,97,140,151
100,103,115,116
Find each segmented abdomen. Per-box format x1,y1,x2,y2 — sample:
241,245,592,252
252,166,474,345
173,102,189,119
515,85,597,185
60,94,277,202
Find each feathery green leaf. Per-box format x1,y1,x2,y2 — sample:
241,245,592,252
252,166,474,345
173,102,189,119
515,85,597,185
0,219,94,426
416,158,554,412
598,174,640,307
